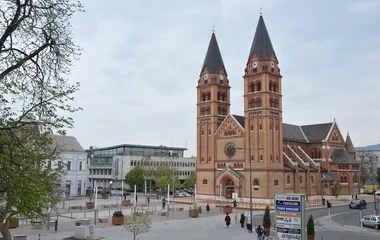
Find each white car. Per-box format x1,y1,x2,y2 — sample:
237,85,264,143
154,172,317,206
375,190,380,195
360,215,380,229
360,188,364,194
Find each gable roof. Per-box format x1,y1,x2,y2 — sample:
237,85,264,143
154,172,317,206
330,148,357,163
345,132,355,153
201,32,226,74
214,114,245,137
249,15,275,60
232,114,245,128
301,123,333,143
283,123,308,143
50,135,85,153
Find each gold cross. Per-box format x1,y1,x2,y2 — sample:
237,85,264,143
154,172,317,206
259,7,263,15
212,24,215,33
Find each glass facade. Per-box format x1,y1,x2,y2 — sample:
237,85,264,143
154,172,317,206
86,144,186,166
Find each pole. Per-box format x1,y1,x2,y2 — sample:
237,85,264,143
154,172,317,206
194,184,197,209
219,184,222,213
172,158,175,218
249,148,253,229
371,158,377,214
94,181,98,225
47,202,51,230
134,185,137,211
145,180,147,197
360,209,363,229
167,184,170,218
121,180,124,201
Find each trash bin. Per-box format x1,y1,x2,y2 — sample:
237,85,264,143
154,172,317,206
197,207,202,214
75,220,81,226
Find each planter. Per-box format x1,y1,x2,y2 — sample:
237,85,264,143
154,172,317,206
6,218,19,228
188,209,199,218
307,235,315,240
86,202,94,209
121,200,131,207
102,194,109,199
223,207,232,214
265,228,270,237
112,216,124,225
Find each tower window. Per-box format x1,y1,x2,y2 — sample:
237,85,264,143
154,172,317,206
270,155,273,161
250,125,253,131
201,93,206,102
270,124,272,131
201,131,204,136
217,92,221,100
251,155,254,162
249,98,255,109
220,79,223,84
276,125,278,131
270,97,274,108
276,155,279,162
259,124,262,131
206,92,211,101
274,83,278,92
287,175,291,184
256,81,262,91
208,157,211,162
221,92,226,101
249,82,255,92
208,130,211,135
205,79,208,84
269,81,273,91
255,98,262,108
260,155,263,161
274,180,279,186
201,157,204,163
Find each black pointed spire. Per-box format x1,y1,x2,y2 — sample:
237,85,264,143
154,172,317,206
201,32,225,74
248,15,275,60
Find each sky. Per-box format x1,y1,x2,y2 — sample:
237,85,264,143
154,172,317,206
67,0,380,156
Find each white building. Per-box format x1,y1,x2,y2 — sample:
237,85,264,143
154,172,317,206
356,145,380,185
86,144,195,190
51,135,87,196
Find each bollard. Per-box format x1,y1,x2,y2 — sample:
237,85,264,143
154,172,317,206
109,209,111,216
71,212,73,219
54,220,58,232
38,234,41,240
84,210,86,218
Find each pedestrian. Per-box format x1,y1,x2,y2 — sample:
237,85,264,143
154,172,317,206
224,213,231,227
162,197,166,210
206,203,210,213
135,194,138,203
255,225,265,240
239,213,246,228
147,196,150,206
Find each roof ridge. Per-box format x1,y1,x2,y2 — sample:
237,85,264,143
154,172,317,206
298,126,309,143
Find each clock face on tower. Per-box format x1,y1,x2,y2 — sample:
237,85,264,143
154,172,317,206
252,61,258,69
225,143,236,158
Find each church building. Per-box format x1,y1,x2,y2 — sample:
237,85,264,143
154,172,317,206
195,14,359,203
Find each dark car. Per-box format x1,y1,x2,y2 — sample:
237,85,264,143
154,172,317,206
349,199,367,209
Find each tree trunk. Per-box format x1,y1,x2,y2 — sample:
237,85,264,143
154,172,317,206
0,222,12,240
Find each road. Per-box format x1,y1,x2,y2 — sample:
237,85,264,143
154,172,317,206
248,204,380,240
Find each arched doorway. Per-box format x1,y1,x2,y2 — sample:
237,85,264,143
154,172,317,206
222,178,235,199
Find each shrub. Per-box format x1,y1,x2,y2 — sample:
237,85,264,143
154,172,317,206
262,205,271,228
307,215,315,235
113,211,124,217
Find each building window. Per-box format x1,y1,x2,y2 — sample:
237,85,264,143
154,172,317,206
311,176,314,184
260,155,263,161
208,157,211,162
201,157,204,163
203,179,207,184
270,155,273,161
274,180,279,186
270,124,272,130
286,175,291,184
253,179,260,187
256,81,262,91
299,176,303,184
208,130,211,135
353,174,358,183
340,174,348,183
250,125,254,131
67,161,71,171
251,155,254,162
79,162,82,171
276,155,279,162
259,124,262,131
201,131,204,136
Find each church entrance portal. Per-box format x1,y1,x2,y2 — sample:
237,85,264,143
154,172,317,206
223,179,235,199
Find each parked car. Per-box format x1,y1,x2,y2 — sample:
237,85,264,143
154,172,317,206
360,215,380,229
110,190,123,196
349,199,367,209
375,190,380,195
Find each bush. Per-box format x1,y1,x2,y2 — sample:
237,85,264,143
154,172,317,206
307,215,315,235
113,211,124,217
262,205,271,228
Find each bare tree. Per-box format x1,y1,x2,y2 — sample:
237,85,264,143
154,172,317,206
123,211,152,240
357,151,377,187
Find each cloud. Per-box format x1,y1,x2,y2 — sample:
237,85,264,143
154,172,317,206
66,0,380,155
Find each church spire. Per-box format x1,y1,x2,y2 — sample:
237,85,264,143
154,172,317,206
345,132,356,154
248,15,275,60
201,31,226,75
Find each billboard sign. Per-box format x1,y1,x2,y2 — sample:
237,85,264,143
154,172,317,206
274,194,305,240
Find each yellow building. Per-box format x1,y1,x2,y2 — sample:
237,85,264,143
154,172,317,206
195,14,359,203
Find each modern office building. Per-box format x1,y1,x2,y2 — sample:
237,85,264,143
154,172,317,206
85,144,194,190
50,135,88,196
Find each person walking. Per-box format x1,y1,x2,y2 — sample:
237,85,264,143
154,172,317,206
255,225,265,240
206,203,210,214
224,213,231,228
239,213,246,228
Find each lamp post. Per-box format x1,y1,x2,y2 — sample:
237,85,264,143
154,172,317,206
109,180,113,199
236,147,264,230
370,157,377,214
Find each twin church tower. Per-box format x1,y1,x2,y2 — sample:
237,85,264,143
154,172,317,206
195,14,359,202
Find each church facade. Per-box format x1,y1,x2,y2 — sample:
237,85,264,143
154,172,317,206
195,14,359,203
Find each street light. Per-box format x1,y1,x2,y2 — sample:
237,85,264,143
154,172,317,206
236,147,264,231
109,180,113,199
370,157,378,214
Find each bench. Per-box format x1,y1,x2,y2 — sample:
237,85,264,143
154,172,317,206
98,217,108,223
13,234,27,240
80,219,91,226
31,220,43,229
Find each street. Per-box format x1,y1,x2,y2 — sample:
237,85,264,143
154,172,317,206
250,204,380,240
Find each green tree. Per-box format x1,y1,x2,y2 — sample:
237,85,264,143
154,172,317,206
123,211,152,240
155,175,171,194
0,1,83,239
307,215,315,236
124,166,145,189
155,164,180,187
262,205,271,229
183,171,196,189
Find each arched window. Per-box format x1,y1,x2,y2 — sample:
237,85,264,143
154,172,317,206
274,82,278,92
340,174,348,183
200,108,205,116
249,98,255,109
286,175,291,184
253,179,260,186
217,91,221,101
201,93,206,102
270,97,274,108
206,107,211,115
223,107,228,115
250,82,255,92
206,92,211,101
299,176,303,184
311,176,314,184
274,98,279,108
256,98,262,108
274,180,279,186
257,81,262,91
269,81,273,92
221,92,226,101
353,174,359,183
